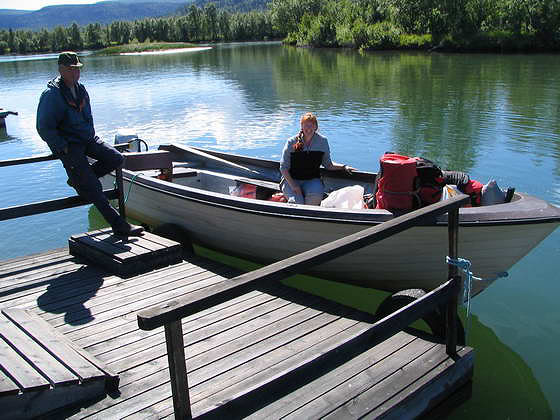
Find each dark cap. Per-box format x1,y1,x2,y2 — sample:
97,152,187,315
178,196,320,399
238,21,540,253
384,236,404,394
58,51,83,67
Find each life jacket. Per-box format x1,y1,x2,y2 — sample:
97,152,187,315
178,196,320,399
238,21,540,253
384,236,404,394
442,171,482,206
375,153,444,211
231,183,257,199
462,179,483,206
269,192,287,202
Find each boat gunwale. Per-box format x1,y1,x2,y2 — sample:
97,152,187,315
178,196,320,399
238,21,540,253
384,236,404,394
116,169,560,228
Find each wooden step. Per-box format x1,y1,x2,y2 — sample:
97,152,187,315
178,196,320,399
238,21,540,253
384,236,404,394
0,308,118,419
69,228,182,277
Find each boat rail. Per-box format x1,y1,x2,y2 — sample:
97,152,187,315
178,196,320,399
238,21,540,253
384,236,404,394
0,153,126,221
137,193,470,419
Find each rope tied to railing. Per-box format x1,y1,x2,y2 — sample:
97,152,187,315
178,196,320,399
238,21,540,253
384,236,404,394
114,172,144,204
446,256,508,343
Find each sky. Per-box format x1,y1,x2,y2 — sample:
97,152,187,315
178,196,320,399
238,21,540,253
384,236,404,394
0,1,99,10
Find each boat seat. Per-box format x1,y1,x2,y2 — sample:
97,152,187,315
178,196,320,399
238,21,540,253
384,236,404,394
235,176,280,191
123,151,173,181
172,167,198,179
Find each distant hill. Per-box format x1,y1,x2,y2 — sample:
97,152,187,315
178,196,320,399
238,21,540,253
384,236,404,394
0,1,188,30
0,0,271,30
190,0,270,12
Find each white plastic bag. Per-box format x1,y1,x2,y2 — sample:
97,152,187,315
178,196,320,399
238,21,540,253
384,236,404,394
321,185,365,209
481,179,505,205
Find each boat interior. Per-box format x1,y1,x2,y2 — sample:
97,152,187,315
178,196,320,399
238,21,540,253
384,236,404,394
118,146,524,209
121,147,377,201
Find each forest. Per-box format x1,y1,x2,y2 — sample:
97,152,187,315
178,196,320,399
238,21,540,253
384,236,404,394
1,0,558,55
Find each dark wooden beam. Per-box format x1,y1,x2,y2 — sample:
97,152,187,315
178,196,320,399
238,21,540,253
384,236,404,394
164,321,191,420
138,194,470,331
446,207,461,355
0,154,57,167
0,189,119,222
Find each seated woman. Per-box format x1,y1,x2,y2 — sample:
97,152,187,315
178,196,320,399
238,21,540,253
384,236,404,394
280,112,354,205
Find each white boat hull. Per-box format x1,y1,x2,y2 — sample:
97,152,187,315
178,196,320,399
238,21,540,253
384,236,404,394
106,161,559,294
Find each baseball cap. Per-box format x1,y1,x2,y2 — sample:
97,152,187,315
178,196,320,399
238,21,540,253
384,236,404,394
58,51,83,67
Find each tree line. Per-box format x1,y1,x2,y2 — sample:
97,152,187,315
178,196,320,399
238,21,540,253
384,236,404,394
0,4,278,55
1,0,559,55
272,0,560,51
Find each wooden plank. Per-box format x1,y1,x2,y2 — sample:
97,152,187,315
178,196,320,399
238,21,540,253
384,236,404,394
69,234,139,262
242,332,420,419
0,260,83,290
1,309,106,383
0,368,20,396
84,230,180,268
2,379,106,420
71,291,356,418
70,229,181,276
46,264,234,332
63,267,236,343
188,281,453,416
74,287,263,352
164,320,191,419
69,240,138,278
0,248,69,273
0,189,118,222
83,230,160,257
52,268,238,335
320,345,472,419
190,319,369,415
123,150,173,172
0,153,56,167
46,265,236,329
0,263,88,302
108,295,323,375
236,176,280,191
369,347,473,419
0,313,78,387
3,308,119,391
137,194,470,331
34,264,204,320
0,333,50,392
80,313,357,419
92,291,288,365
139,230,184,249
273,337,437,419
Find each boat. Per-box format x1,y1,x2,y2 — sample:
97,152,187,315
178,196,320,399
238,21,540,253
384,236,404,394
101,143,560,296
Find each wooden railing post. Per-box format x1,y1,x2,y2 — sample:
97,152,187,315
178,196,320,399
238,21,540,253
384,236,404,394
115,166,126,219
165,321,192,420
446,207,460,355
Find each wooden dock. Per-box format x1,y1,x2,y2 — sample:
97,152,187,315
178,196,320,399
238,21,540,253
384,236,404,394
0,246,472,419
0,152,475,419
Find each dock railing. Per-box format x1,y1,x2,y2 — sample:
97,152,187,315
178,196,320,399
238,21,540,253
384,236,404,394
0,154,126,221
137,193,471,420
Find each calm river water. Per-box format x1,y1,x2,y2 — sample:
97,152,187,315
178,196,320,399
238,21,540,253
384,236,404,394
1,42,559,418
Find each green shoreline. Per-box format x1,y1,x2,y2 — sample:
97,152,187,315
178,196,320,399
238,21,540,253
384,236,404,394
91,42,202,55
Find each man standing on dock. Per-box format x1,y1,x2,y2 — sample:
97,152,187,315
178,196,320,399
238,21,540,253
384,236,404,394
36,51,143,237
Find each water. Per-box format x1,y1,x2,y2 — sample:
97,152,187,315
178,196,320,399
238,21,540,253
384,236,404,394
1,43,559,418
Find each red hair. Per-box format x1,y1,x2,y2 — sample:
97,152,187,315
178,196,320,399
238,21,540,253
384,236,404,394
300,112,318,130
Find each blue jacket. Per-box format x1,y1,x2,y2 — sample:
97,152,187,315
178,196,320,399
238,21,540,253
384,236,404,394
36,76,95,154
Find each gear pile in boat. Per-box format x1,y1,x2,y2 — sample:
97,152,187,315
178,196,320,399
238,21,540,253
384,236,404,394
372,152,514,211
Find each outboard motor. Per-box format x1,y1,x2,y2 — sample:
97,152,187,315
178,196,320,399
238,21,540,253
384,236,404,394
114,128,144,152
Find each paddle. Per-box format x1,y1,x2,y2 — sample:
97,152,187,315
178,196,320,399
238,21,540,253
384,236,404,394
178,144,266,177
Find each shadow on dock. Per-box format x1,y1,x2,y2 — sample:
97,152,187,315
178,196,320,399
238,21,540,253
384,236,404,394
36,264,104,326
